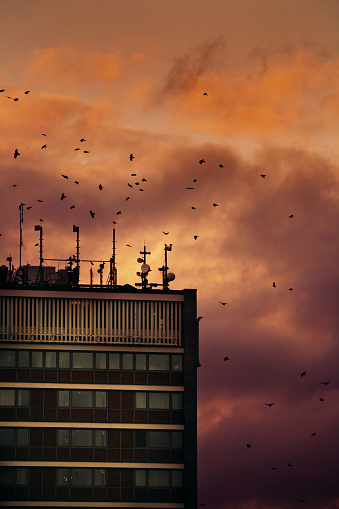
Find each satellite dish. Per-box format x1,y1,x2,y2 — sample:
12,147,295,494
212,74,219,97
167,272,175,281
137,258,143,263
141,263,150,273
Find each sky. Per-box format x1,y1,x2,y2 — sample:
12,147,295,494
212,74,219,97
1,0,339,507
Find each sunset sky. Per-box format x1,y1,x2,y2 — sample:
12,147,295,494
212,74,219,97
1,1,339,507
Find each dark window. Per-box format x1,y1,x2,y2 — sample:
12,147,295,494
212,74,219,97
149,431,169,448
73,352,93,369
135,430,146,448
0,351,15,367
0,389,15,406
59,352,70,368
71,468,92,486
72,391,93,408
0,428,15,446
72,430,92,447
45,351,56,368
32,351,43,368
171,355,183,371
109,353,120,369
18,351,29,367
17,429,29,446
149,354,169,371
95,430,106,447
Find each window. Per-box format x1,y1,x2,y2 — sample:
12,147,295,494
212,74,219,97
135,392,146,409
59,391,70,407
0,351,15,367
95,430,106,447
45,351,56,368
71,468,92,486
72,391,93,408
172,393,183,410
172,470,183,487
72,430,92,447
135,469,146,487
73,352,93,369
59,351,70,368
149,354,169,371
135,430,146,448
172,431,183,449
96,353,106,369
94,469,105,486
0,467,15,485
18,390,29,407
149,431,169,448
109,353,120,369
32,351,43,368
122,353,133,370
17,429,29,446
58,429,69,447
16,468,27,485
95,391,106,408
149,392,169,409
0,428,15,446
57,468,68,485
18,351,29,367
172,355,183,371
149,470,169,487
0,389,15,406
135,354,146,370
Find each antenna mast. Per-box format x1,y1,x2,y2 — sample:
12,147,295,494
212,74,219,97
19,203,24,268
34,224,44,285
108,227,117,287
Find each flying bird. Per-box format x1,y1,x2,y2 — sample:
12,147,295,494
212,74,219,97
139,188,144,191
126,244,132,247
99,184,103,190
129,154,135,161
83,150,89,153
14,149,20,159
13,97,19,101
186,187,194,190
24,90,30,94
34,243,39,246
219,301,227,306
12,184,18,187
80,138,86,142
319,397,324,402
260,174,266,178
300,371,306,377
128,183,133,188
125,196,130,201
131,173,137,176
62,174,68,179
142,178,147,182
219,164,224,168
37,199,43,202
193,178,197,182
41,144,47,149
74,148,80,151
289,214,294,218
39,218,43,222
203,92,208,96
191,206,196,209
60,193,66,200
273,282,276,287
163,231,169,235
89,210,95,218
224,356,229,361
288,463,293,467
74,181,79,185
265,403,274,407
26,206,32,210
321,381,330,385
0,89,5,92
212,203,218,207
117,211,122,215
199,159,205,164
270,467,277,470
246,444,251,448
41,133,47,136
289,288,294,291
70,205,76,209
90,261,94,265
194,235,199,240
311,432,317,436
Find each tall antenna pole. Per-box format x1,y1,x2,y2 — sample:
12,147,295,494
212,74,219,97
34,224,44,285
108,227,117,287
19,203,24,268
73,225,80,285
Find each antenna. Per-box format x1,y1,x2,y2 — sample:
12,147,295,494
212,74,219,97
73,225,80,285
34,224,44,284
107,227,117,287
158,244,175,290
19,203,25,268
136,244,151,289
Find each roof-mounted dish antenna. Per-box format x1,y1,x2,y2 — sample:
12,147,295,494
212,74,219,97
135,244,152,290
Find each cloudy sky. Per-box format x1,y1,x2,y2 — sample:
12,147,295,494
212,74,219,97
1,1,339,507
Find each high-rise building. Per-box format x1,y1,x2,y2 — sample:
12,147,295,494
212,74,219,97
0,238,198,509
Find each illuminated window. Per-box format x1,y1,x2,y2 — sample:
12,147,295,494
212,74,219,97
59,351,70,368
95,430,106,447
0,389,15,406
59,391,70,407
109,353,119,369
95,391,106,408
135,392,146,409
172,355,182,371
136,354,146,370
17,429,29,446
57,468,68,485
149,354,169,371
58,429,69,446
96,353,106,369
149,392,169,409
32,351,43,368
72,429,92,447
94,469,105,486
73,352,93,369
135,469,146,487
71,468,92,486
72,391,93,407
0,351,15,367
122,353,133,370
45,351,56,368
18,351,29,367
172,393,183,410
18,390,29,407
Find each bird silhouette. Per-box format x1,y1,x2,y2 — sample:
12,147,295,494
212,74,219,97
80,138,86,142
89,210,95,218
186,187,194,190
60,193,66,200
319,397,324,402
193,178,197,182
219,301,227,305
14,149,20,159
311,432,317,436
37,199,43,203
125,196,130,201
117,211,122,215
12,184,18,187
194,235,199,240
288,462,293,467
199,159,205,164
270,467,277,470
224,356,229,361
203,92,208,96
289,288,294,291
26,206,32,210
163,232,169,235
219,164,224,168
130,154,135,161
191,206,196,209
128,183,133,188
62,174,68,179
74,148,80,151
131,173,137,176
265,403,274,407
300,371,306,377
289,214,294,218
99,184,103,190
321,381,330,385
213,203,218,207
24,90,30,94
70,205,76,209
246,444,251,448
0,89,5,92
13,97,19,101
39,219,43,222
273,282,276,287
142,178,147,182
83,150,89,153
74,181,79,185
261,174,266,178
41,144,47,149
41,133,47,136
34,243,39,246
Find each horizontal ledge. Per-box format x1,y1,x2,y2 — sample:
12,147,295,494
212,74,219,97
0,421,184,430
0,460,184,469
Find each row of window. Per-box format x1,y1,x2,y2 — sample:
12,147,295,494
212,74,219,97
0,350,183,372
0,467,183,488
0,389,183,410
0,428,183,449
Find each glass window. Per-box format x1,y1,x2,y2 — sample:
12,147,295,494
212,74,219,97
0,389,15,406
122,353,133,370
95,430,106,447
59,391,70,407
172,431,183,449
95,391,106,408
135,469,146,487
94,469,105,486
71,468,92,486
172,470,183,487
45,351,56,368
149,431,169,448
59,351,70,368
57,429,69,447
135,354,146,370
109,353,119,370
0,351,15,367
17,429,29,446
172,393,183,410
0,428,15,446
57,468,69,485
72,391,93,408
96,353,106,369
72,430,92,447
135,430,146,448
73,352,93,369
149,470,169,487
18,351,29,367
0,467,15,484
18,390,29,407
16,468,27,485
149,392,169,409
135,392,146,409
32,351,43,368
149,354,169,371
172,355,183,371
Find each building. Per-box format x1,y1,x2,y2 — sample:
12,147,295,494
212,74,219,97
0,240,199,509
